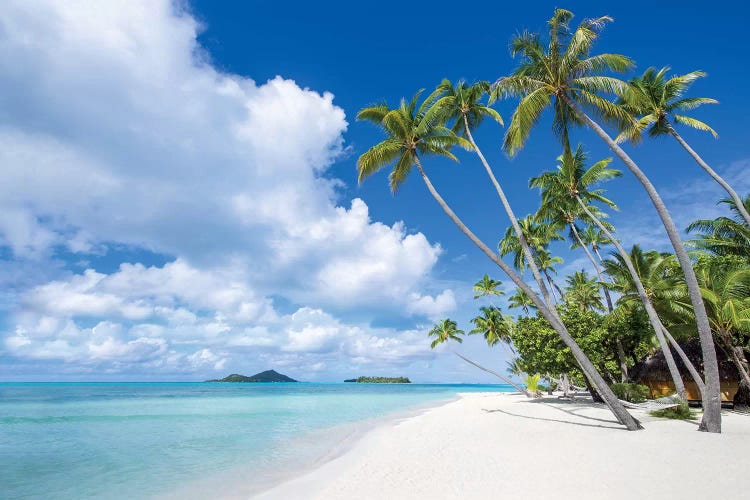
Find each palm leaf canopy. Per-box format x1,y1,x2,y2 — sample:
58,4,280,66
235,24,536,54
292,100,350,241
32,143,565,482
431,79,503,137
428,318,465,349
617,66,718,143
494,8,634,155
357,89,473,192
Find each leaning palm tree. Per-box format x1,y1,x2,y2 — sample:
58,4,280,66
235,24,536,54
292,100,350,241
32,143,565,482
429,318,528,394
617,67,750,225
358,91,640,429
574,225,612,264
494,8,721,431
432,79,554,305
534,248,564,302
473,274,504,302
687,196,750,259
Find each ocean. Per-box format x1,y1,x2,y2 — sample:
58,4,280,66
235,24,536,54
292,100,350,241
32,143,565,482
0,382,513,499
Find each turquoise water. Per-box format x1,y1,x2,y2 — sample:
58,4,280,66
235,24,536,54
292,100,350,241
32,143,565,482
0,382,512,499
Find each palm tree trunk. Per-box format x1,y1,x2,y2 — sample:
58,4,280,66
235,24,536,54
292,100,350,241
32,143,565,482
463,117,554,307
566,98,721,432
660,322,706,395
413,156,642,430
451,350,530,396
574,196,689,401
668,125,750,226
590,245,627,380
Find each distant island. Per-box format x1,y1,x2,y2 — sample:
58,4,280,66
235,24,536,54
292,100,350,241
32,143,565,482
206,370,298,383
344,376,411,383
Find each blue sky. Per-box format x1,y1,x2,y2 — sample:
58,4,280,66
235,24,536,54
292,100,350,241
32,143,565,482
0,0,748,382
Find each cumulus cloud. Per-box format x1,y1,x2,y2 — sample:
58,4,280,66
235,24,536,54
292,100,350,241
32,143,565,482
0,0,454,376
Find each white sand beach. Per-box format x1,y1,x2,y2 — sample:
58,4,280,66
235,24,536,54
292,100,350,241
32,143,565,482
255,393,750,500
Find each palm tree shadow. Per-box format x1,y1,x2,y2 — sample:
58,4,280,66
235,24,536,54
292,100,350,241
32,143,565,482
482,405,625,431
528,398,622,425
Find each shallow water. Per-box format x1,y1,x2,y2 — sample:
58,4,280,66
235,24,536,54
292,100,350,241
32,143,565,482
0,382,512,499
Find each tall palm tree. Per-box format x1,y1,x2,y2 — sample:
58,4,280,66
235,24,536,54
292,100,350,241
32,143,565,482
428,318,528,394
473,274,504,302
432,79,554,305
508,287,535,314
687,196,750,259
564,270,604,312
617,67,750,226
495,8,721,431
358,91,641,429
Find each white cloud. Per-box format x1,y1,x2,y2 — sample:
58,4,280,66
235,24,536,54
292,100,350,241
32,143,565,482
0,0,456,375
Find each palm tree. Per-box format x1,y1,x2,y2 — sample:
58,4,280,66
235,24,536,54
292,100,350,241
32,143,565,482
495,8,721,431
531,146,619,313
574,225,612,264
432,79,554,305
358,91,641,429
604,246,701,399
470,306,516,355
508,287,535,314
535,248,564,301
473,274,504,302
687,196,750,259
564,270,604,312
428,318,528,394
499,216,564,271
694,260,750,393
428,319,465,348
617,67,750,226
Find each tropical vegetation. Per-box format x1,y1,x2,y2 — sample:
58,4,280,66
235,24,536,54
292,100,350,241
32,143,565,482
356,7,748,433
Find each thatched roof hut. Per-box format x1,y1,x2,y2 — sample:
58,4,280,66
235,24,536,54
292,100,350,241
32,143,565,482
632,338,740,402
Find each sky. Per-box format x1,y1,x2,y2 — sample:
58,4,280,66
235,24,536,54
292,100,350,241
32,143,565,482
0,0,748,382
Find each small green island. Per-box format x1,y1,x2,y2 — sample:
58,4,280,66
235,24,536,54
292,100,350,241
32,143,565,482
344,376,411,383
206,370,297,383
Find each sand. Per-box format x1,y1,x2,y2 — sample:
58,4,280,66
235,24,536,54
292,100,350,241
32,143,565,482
254,392,750,500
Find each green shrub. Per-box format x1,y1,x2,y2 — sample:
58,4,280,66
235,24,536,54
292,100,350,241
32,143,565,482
610,382,650,403
524,374,541,395
649,403,696,420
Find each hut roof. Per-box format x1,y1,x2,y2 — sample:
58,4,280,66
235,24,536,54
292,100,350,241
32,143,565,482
633,338,739,384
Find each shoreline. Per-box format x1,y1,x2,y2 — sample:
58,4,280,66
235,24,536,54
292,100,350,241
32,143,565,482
254,392,750,500
162,393,469,499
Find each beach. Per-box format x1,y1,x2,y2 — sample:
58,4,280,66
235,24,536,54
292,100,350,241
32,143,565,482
256,393,750,500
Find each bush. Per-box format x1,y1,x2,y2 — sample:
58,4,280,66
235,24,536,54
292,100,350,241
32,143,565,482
524,374,541,395
611,382,650,403
649,403,696,420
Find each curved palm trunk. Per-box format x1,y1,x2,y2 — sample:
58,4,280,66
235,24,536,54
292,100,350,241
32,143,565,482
463,117,554,308
451,350,530,396
668,125,750,226
591,245,616,313
567,99,721,432
719,331,750,389
575,197,689,401
413,156,642,430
